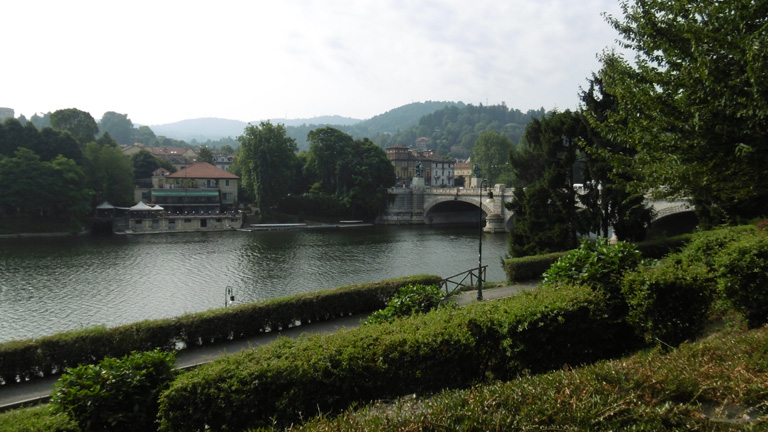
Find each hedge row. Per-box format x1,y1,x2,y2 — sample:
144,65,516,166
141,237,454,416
503,234,693,282
157,283,620,431
0,275,441,386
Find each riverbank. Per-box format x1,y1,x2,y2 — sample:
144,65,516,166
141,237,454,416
0,282,538,412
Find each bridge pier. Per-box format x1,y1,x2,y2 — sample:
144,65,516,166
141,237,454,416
483,213,506,233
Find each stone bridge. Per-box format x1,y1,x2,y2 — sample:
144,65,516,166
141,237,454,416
378,182,693,233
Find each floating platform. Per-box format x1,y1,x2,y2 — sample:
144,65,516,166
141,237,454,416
240,222,373,232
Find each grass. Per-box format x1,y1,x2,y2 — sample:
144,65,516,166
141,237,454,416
278,325,768,432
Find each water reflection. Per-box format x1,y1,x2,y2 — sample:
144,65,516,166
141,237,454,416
0,226,509,342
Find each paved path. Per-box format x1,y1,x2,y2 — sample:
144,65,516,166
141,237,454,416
0,282,539,412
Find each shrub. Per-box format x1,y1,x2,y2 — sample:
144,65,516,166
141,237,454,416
503,251,567,282
364,284,446,325
0,275,439,386
621,259,714,347
51,349,177,432
542,238,645,310
716,232,768,328
157,284,615,431
676,225,756,272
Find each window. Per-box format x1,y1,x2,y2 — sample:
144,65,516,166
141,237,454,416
168,219,176,229
225,179,230,186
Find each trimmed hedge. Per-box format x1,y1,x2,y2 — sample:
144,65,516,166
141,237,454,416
622,259,714,347
504,251,567,282
0,275,441,386
716,231,768,328
503,235,692,283
157,283,619,431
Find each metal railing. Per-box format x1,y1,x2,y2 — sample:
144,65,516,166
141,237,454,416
439,266,487,296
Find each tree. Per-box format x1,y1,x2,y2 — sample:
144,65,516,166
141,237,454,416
598,0,768,224
237,121,298,217
472,130,514,185
197,146,214,164
579,71,653,241
50,108,98,146
131,149,161,180
344,138,396,219
98,112,134,145
507,110,584,256
84,142,134,206
135,126,158,146
305,127,355,197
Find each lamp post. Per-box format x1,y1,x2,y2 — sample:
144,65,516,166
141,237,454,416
225,286,235,307
477,179,488,301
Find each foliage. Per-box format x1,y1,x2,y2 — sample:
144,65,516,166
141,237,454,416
384,103,543,158
304,127,395,219
83,141,134,206
237,121,299,218
597,0,768,224
503,251,568,282
98,111,134,145
622,258,714,347
52,349,177,432
0,148,90,218
507,110,584,256
579,71,654,241
195,145,214,164
286,326,768,431
130,149,162,180
0,275,440,386
0,405,80,432
364,284,446,325
715,231,768,328
278,192,346,218
157,284,614,431
472,130,514,186
134,125,158,146
542,238,644,312
50,108,98,146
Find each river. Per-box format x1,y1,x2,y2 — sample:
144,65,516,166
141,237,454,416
0,226,510,343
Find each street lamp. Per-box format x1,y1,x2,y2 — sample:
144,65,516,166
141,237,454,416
225,286,235,307
477,179,489,301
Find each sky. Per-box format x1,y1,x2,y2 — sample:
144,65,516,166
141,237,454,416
2,0,626,126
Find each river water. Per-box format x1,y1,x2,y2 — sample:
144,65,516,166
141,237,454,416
0,226,510,343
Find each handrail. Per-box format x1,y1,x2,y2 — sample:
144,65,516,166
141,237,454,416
439,266,487,296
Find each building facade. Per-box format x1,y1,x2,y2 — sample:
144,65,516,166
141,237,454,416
386,145,456,188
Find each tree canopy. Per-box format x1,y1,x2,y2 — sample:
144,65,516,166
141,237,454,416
50,108,99,146
98,112,134,145
596,0,768,223
237,122,299,217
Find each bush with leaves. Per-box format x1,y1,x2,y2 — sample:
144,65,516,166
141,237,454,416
621,258,714,348
364,283,446,325
543,238,645,310
716,231,768,328
52,349,177,432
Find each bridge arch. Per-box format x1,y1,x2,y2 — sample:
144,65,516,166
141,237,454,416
424,196,494,217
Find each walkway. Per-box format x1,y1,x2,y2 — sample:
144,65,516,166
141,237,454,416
0,282,539,412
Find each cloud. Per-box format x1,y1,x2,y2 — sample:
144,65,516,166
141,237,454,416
1,0,623,124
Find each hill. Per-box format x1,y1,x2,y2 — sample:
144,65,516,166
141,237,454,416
147,101,461,149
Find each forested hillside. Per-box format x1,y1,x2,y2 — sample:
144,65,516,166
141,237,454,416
379,103,546,159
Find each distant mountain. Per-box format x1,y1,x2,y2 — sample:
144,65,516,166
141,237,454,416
149,115,362,142
149,118,249,142
147,101,461,147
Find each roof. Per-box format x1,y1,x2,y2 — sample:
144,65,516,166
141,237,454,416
166,162,239,180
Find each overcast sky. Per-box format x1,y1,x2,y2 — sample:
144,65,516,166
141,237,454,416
2,0,625,126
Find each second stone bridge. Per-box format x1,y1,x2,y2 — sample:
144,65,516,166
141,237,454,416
378,182,692,233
